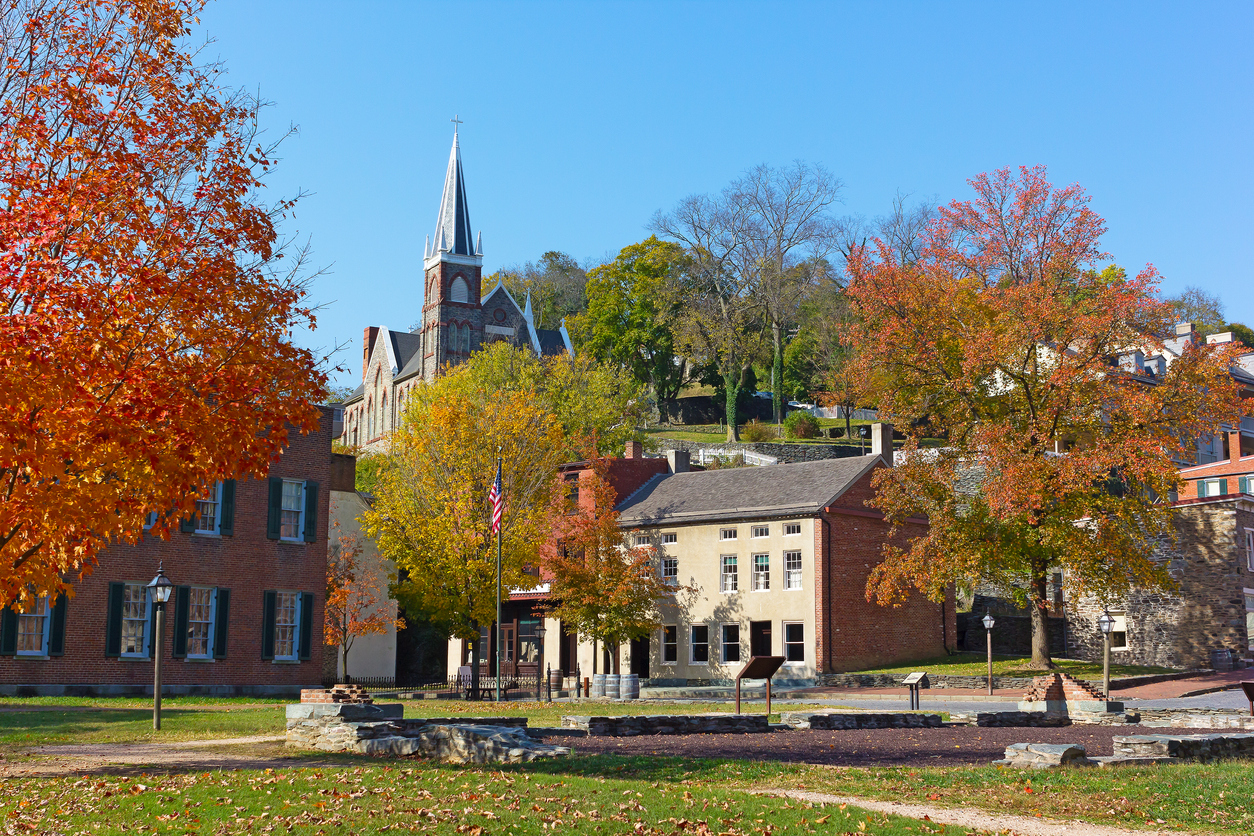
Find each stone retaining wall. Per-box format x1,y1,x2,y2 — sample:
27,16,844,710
1114,733,1254,761
652,438,865,465
779,711,942,730
560,714,770,736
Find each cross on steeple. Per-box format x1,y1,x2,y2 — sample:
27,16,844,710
451,114,463,134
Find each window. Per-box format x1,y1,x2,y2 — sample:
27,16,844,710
518,619,539,663
565,478,579,514
1198,479,1222,498
1108,612,1128,651
662,625,677,664
143,511,158,530
690,625,709,663
784,551,803,590
751,525,769,539
721,623,740,663
1246,591,1254,652
186,587,216,658
16,596,50,656
274,592,300,660
719,528,737,541
784,523,801,536
634,535,651,547
783,622,805,663
752,554,770,591
195,482,222,534
662,557,678,587
280,481,305,540
450,276,470,304
1246,530,1254,572
720,555,738,592
121,583,149,657
661,533,677,545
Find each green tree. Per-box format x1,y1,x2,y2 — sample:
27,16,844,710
490,251,588,330
1223,322,1254,348
1164,285,1225,334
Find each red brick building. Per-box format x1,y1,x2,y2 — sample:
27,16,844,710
0,408,342,696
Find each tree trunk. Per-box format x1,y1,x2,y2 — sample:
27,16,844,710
772,321,784,426
611,642,620,674
724,370,741,442
1027,565,1053,669
591,636,598,676
340,640,349,683
844,404,852,439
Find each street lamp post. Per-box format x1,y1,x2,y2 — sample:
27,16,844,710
146,562,174,730
534,623,547,702
981,611,996,696
1097,611,1114,700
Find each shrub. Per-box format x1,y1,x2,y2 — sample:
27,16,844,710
739,419,774,442
783,410,820,439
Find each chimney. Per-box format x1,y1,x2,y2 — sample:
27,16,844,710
1207,332,1234,345
1175,322,1195,338
625,440,643,459
362,326,380,381
666,450,690,474
870,422,894,466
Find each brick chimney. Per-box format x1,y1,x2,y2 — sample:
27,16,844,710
625,440,643,459
870,422,894,467
362,326,380,381
1175,321,1195,338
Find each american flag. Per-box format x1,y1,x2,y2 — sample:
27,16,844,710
488,465,504,535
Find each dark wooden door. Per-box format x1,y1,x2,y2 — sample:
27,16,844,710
630,636,650,678
749,621,772,657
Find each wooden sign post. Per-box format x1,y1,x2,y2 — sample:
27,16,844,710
735,655,786,715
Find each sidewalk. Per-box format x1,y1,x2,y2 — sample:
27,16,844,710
1114,668,1253,700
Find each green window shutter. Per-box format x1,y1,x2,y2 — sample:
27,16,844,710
179,513,196,533
171,586,190,658
48,595,67,657
213,589,230,659
104,581,124,657
266,477,282,540
147,597,158,658
219,480,236,536
261,590,276,660
1197,480,1207,498
302,481,319,543
299,592,315,661
1220,479,1229,496
1240,476,1249,495
0,607,16,656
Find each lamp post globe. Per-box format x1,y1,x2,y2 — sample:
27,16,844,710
147,562,174,730
1097,612,1113,635
982,612,995,631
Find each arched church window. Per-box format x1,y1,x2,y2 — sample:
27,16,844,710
382,392,388,432
461,323,471,354
450,276,469,304
367,400,374,439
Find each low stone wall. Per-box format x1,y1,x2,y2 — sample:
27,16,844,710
780,711,942,730
817,669,1202,692
560,714,770,736
997,743,1094,769
975,712,1072,728
1114,733,1254,762
1137,709,1254,730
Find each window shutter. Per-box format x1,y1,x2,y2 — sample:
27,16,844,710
148,597,158,659
299,592,315,660
105,582,124,657
1220,479,1229,496
1240,476,1249,495
171,586,190,658
302,481,319,543
213,589,230,659
179,513,196,533
49,595,67,657
1197,480,1207,498
219,479,236,536
0,607,16,656
261,590,276,660
266,477,282,540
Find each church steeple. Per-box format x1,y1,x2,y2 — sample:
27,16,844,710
426,121,479,260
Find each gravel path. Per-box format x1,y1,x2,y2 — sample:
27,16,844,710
555,724,1225,767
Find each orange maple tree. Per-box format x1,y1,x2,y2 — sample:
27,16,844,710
325,521,404,678
844,166,1246,666
0,0,327,605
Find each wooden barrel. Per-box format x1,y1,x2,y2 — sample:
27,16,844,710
1211,648,1233,672
591,673,607,698
549,669,563,692
619,673,639,700
604,674,620,700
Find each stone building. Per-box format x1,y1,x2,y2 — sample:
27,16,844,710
340,129,571,452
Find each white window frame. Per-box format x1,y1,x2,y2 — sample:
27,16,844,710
661,557,678,587
720,554,738,593
279,480,306,542
661,532,677,545
689,624,709,664
1246,529,1254,573
120,583,151,658
784,523,801,536
752,553,770,591
634,534,651,547
783,621,805,664
1199,479,1221,498
1108,612,1128,651
721,623,741,664
1245,588,1254,653
143,511,158,530
15,596,51,657
186,586,217,659
751,525,769,539
784,550,803,591
719,528,737,541
661,625,678,665
194,481,223,536
273,591,302,661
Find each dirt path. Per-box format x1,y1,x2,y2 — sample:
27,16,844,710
0,735,347,777
757,789,1179,836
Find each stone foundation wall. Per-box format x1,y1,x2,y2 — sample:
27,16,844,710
780,711,942,729
560,714,770,736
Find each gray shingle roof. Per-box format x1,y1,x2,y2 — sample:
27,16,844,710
536,329,566,357
616,455,882,527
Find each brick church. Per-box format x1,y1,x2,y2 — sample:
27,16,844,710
341,129,571,451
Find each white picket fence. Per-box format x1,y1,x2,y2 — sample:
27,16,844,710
694,447,778,467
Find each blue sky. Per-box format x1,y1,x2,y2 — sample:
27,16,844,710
197,1,1254,391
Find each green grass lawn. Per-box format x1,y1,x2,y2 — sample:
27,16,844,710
845,651,1177,679
0,705,285,745
0,760,972,836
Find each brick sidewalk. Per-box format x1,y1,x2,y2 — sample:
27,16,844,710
1113,669,1253,700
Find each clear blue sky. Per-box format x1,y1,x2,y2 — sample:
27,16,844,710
197,1,1254,391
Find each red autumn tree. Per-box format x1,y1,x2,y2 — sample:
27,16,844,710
325,520,404,678
541,457,675,674
845,166,1246,667
0,0,327,605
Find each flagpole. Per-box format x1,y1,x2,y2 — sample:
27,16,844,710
495,455,503,704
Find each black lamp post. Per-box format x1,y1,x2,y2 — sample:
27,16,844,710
1097,611,1114,699
147,562,174,730
981,611,996,696
535,623,547,701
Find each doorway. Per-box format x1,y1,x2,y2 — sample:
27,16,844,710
749,621,772,657
630,636,650,679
